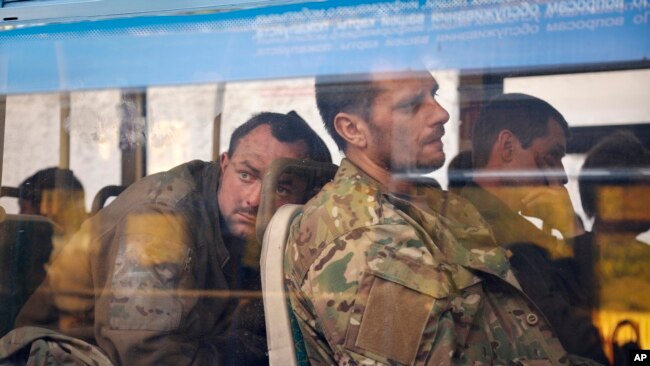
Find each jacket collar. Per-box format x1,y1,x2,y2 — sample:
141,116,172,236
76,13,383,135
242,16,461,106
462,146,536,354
195,161,230,269
341,159,513,282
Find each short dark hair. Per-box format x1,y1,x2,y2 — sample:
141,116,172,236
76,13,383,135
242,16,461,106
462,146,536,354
472,93,570,168
579,131,650,218
315,73,380,151
19,167,84,208
227,111,332,163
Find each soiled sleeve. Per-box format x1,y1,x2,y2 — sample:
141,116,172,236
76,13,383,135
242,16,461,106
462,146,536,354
95,205,221,365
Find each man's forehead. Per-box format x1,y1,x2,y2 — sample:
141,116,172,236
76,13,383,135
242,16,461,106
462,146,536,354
230,125,309,164
527,118,567,155
547,118,568,145
231,155,262,171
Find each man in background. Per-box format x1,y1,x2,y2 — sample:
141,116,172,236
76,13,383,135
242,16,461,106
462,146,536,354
18,167,87,258
460,93,608,364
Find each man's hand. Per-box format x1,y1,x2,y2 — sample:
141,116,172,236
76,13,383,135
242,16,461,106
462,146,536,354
520,153,585,238
520,185,584,238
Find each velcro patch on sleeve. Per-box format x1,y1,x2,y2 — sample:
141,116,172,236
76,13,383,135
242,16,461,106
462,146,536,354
353,276,434,365
108,234,190,331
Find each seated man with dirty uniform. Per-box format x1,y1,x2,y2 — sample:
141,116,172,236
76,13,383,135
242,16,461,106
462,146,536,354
1,111,332,365
284,67,603,365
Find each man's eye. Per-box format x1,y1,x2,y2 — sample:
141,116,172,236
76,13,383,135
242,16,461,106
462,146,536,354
276,185,290,197
546,152,563,164
431,87,439,98
238,172,253,182
398,100,419,113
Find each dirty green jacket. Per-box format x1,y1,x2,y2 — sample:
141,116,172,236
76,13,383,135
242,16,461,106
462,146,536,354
0,326,113,365
458,183,573,259
285,159,598,365
458,183,609,365
15,161,267,365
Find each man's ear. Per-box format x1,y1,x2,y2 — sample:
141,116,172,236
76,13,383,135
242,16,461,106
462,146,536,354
333,112,368,149
495,130,515,163
219,152,230,171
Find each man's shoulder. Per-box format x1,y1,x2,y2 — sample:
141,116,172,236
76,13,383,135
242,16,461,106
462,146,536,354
286,163,419,284
101,160,216,215
88,160,217,250
297,165,399,243
439,189,492,229
131,160,214,205
456,184,499,215
457,183,573,259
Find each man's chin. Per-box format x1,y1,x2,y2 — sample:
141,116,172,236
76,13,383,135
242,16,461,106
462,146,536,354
390,164,444,176
224,221,256,241
416,157,445,173
504,178,548,187
389,155,445,174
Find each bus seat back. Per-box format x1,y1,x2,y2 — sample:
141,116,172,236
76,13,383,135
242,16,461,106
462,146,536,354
260,204,307,366
0,213,53,338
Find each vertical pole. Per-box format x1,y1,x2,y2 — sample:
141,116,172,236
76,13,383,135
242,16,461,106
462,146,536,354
0,95,6,186
457,72,504,151
135,92,146,181
212,83,225,161
59,93,71,169
212,113,221,162
120,91,147,186
0,96,5,221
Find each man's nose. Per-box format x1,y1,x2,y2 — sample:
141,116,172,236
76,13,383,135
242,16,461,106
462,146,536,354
424,98,450,126
554,161,569,185
245,182,262,208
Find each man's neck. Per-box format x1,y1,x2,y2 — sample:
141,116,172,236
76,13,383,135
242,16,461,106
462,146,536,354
346,151,416,195
219,220,249,256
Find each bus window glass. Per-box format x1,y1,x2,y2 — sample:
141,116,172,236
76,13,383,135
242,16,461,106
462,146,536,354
146,84,220,174
0,0,648,364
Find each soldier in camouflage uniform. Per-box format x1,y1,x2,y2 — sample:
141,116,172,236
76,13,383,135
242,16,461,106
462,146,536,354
285,70,602,365
5,112,331,365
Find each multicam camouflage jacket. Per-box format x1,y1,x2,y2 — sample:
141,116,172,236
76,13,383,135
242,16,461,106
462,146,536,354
285,159,601,366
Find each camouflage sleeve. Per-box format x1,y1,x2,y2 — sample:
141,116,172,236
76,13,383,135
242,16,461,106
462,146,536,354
95,205,217,365
302,223,461,365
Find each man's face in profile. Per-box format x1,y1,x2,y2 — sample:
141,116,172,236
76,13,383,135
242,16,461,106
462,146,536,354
509,118,568,186
19,199,39,215
364,70,450,174
217,124,309,240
